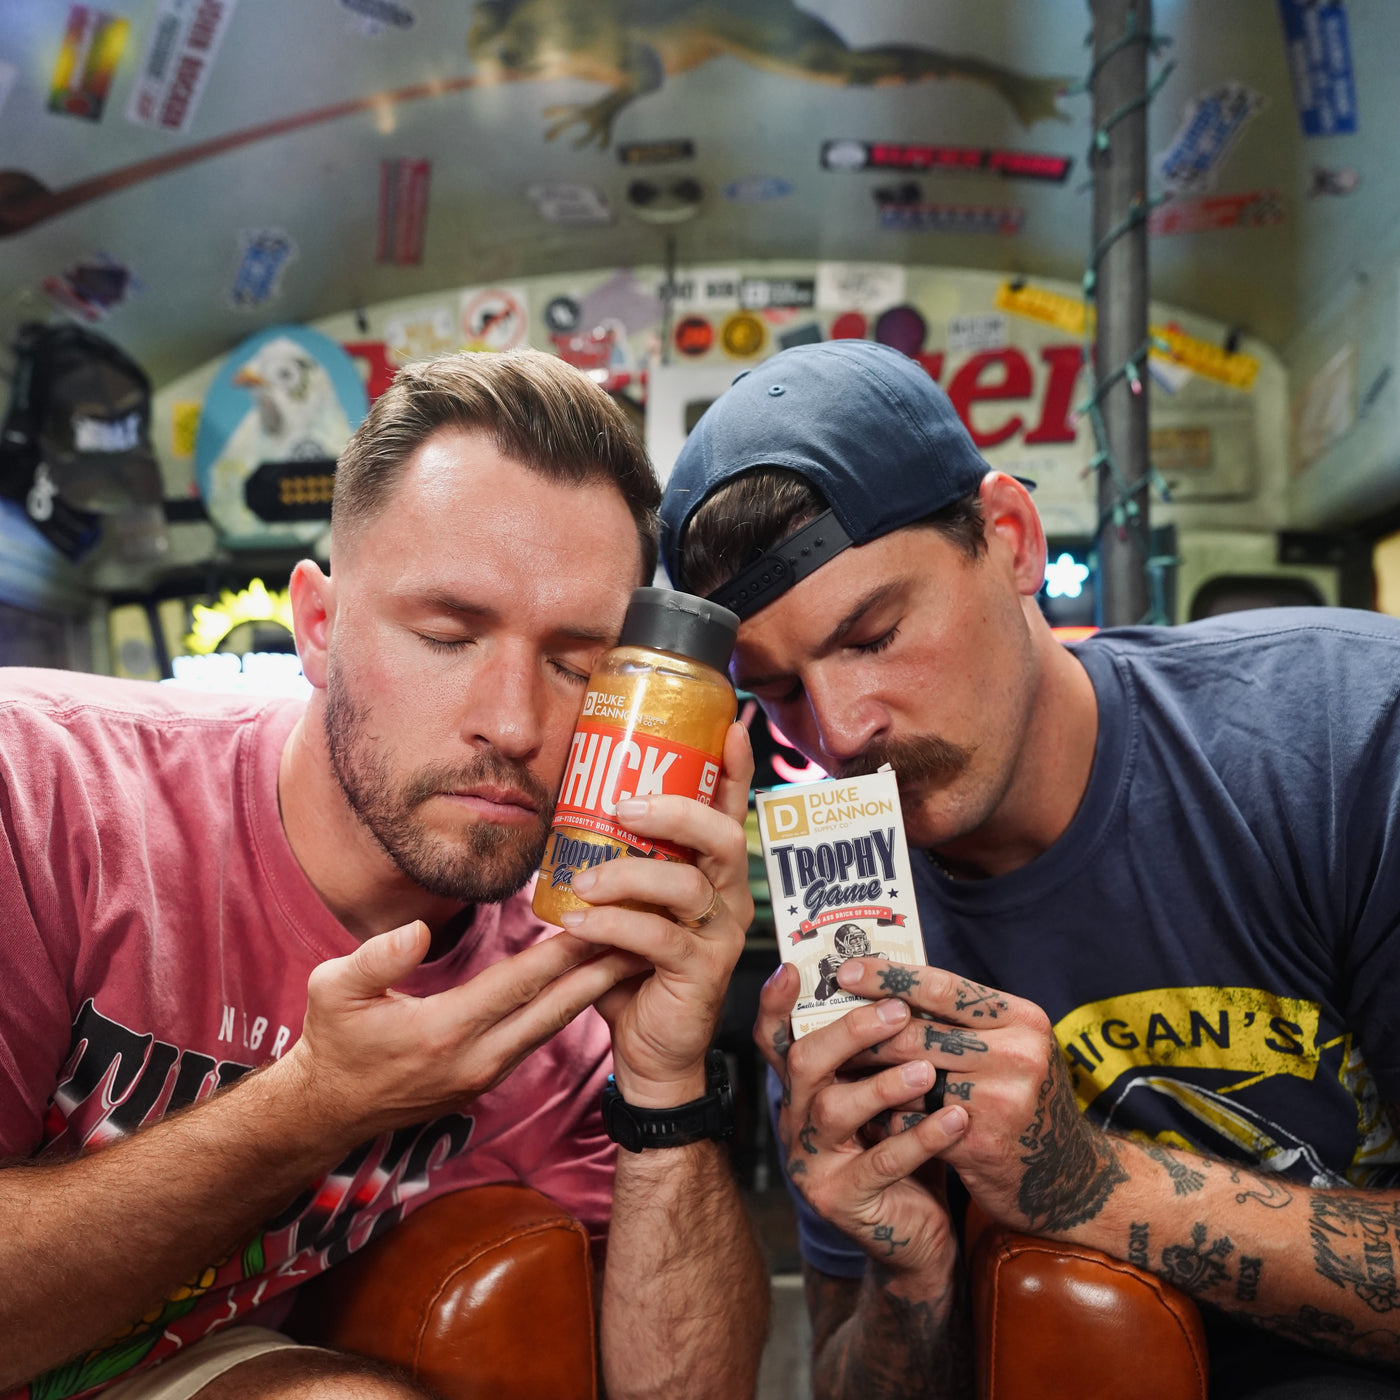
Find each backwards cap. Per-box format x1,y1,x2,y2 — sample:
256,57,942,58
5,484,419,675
660,339,997,618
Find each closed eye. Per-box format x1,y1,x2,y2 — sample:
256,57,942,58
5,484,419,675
418,633,473,654
852,625,899,656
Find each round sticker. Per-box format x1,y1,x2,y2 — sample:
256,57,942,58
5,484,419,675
544,296,582,335
674,315,715,357
829,311,868,340
461,288,528,351
874,304,928,356
721,311,766,359
823,140,869,172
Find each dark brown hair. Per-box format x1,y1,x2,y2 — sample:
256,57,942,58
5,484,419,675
678,467,986,597
334,349,660,577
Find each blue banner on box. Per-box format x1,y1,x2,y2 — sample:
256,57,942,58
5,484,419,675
1278,0,1357,136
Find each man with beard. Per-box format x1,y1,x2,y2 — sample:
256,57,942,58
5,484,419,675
661,339,1400,1397
0,350,767,1400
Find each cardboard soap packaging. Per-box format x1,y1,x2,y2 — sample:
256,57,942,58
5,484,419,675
755,767,927,1038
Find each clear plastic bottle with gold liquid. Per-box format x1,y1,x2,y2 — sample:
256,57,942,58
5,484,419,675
533,588,739,926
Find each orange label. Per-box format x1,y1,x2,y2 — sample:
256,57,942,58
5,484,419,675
552,720,720,852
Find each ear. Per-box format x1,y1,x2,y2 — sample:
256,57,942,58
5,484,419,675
979,472,1047,597
289,558,334,691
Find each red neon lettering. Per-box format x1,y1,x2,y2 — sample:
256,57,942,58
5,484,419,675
946,349,1033,448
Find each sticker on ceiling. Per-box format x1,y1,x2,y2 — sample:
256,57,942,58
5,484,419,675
878,199,1025,236
579,271,661,338
527,183,614,226
378,159,431,264
228,229,297,310
340,0,416,35
1309,167,1360,197
618,140,695,165
1156,84,1263,193
49,7,130,122
626,177,704,224
342,341,397,400
722,177,794,203
947,313,1008,353
828,312,867,340
195,326,368,548
127,0,239,133
816,264,906,313
461,287,529,351
384,306,456,364
42,254,139,322
740,279,815,311
779,324,823,350
544,297,583,335
467,5,1067,148
720,312,766,360
821,140,1072,183
1149,190,1284,235
874,306,928,357
660,269,741,312
674,316,714,358
1277,0,1356,136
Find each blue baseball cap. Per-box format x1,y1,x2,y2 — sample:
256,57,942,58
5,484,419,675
660,340,1001,618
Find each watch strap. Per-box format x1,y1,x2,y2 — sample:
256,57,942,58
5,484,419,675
601,1048,735,1153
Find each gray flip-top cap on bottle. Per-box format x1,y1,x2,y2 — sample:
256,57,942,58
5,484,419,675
618,587,739,674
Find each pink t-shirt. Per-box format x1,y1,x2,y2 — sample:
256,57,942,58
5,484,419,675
0,669,615,1400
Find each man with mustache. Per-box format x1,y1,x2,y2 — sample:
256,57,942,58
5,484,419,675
662,339,1400,1396
0,350,767,1400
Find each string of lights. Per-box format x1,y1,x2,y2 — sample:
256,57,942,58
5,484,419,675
1072,6,1178,625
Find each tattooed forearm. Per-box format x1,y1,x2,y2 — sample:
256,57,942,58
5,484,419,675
1248,1305,1400,1366
1227,1166,1294,1210
922,1026,988,1055
1016,1048,1127,1231
1141,1140,1206,1196
1128,1222,1149,1268
1309,1194,1400,1314
1159,1222,1234,1295
810,1263,973,1400
1236,1255,1263,1302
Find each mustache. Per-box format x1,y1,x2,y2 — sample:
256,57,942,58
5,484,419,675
837,733,975,786
400,751,556,816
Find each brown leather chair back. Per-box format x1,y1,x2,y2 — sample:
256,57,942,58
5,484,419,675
969,1222,1208,1400
291,1184,597,1400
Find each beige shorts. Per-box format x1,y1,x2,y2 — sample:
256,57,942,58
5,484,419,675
99,1327,318,1400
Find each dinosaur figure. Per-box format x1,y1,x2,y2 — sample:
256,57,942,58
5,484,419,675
467,0,1069,148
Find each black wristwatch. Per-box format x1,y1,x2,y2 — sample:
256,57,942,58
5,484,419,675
601,1049,736,1153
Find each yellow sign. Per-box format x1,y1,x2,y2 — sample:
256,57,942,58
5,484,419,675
1055,985,1321,1106
996,280,1261,391
186,579,295,655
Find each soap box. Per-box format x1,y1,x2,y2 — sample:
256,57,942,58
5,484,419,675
755,767,926,1038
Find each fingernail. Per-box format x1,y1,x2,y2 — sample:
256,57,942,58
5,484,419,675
393,923,418,953
901,1060,932,1088
877,998,907,1024
614,798,648,818
559,910,586,927
763,964,786,989
943,1104,969,1134
572,869,596,893
837,961,864,987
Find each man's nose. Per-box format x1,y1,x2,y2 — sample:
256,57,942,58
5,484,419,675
804,673,887,768
463,647,544,759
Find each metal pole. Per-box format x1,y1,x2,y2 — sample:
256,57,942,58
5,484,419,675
1091,0,1152,626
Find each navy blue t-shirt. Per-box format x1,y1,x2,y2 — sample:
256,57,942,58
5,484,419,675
790,608,1400,1279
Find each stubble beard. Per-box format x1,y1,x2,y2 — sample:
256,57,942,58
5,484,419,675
323,670,556,904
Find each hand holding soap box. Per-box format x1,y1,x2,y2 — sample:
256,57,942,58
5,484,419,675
755,767,926,1038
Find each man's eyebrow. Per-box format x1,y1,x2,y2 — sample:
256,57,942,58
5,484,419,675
411,591,614,645
733,581,904,692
